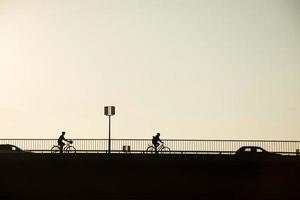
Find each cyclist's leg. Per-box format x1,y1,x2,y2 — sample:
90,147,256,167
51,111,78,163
59,144,64,153
154,143,159,154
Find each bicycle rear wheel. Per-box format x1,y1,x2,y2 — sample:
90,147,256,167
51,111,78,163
146,146,156,154
66,146,76,153
51,146,60,153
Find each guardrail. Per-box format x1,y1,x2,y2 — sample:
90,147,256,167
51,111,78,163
1,139,300,155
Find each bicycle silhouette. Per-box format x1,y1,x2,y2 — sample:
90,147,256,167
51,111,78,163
146,142,170,154
51,140,76,153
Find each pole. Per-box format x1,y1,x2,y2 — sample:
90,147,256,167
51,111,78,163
108,115,111,154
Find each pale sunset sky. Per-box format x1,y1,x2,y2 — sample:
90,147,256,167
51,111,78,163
0,0,299,140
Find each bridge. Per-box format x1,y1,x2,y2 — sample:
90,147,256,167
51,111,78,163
1,138,300,155
1,138,300,199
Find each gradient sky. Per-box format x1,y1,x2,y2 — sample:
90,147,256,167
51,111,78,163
0,0,299,140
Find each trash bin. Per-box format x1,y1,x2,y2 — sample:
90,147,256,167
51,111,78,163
122,145,131,153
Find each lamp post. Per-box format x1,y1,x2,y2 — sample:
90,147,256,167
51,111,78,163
104,106,115,154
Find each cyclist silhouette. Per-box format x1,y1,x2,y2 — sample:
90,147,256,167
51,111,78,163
152,133,163,154
57,131,70,153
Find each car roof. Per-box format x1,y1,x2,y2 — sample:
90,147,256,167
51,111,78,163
0,144,17,147
238,146,266,149
0,144,21,150
239,146,263,148
236,146,268,152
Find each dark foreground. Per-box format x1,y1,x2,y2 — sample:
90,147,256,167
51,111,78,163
0,153,299,200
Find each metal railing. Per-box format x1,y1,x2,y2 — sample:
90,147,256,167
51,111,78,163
0,139,300,155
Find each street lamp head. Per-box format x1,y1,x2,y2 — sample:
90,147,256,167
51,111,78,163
104,106,116,116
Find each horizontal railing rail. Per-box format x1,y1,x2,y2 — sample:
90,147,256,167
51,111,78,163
1,139,300,155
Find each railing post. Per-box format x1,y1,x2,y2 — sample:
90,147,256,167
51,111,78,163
108,115,111,154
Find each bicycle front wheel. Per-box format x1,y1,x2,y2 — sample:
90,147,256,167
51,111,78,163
160,146,171,154
66,146,76,153
51,146,60,153
146,146,156,154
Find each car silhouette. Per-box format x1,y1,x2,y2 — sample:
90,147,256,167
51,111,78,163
0,144,31,153
235,146,278,157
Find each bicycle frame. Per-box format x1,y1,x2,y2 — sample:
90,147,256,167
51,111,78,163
146,142,170,152
51,140,76,153
157,143,165,151
63,143,71,150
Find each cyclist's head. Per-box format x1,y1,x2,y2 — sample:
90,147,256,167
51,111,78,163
157,133,160,136
62,131,66,135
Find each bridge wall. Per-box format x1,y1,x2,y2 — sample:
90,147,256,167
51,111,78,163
0,154,299,200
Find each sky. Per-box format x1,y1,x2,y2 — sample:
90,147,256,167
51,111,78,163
0,0,299,140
